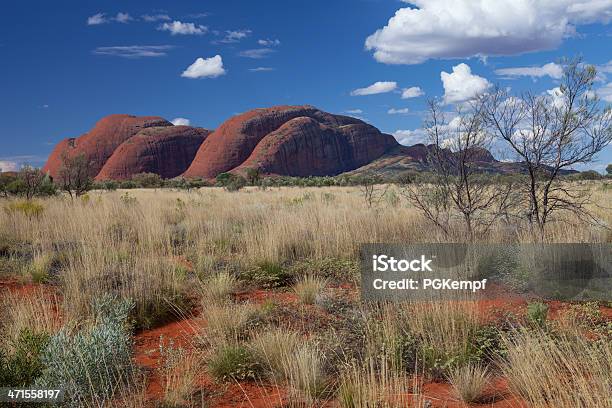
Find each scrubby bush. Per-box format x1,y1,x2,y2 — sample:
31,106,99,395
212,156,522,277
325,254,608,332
208,345,262,382
241,260,293,288
526,302,548,328
0,329,50,387
4,200,45,220
35,296,134,406
216,172,247,191
131,172,163,188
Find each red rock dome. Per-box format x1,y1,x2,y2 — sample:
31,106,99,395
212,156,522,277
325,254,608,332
183,105,398,179
95,126,210,181
43,114,172,179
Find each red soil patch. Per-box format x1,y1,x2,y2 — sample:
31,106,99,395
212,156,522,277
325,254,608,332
423,377,528,408
0,278,58,298
234,288,298,305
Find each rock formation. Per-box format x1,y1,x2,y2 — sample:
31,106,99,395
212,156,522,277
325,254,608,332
95,126,210,180
183,105,398,178
42,114,172,179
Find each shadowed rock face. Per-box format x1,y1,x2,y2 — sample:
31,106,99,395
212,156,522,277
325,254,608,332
95,126,210,181
233,117,397,177
43,114,172,178
183,105,398,178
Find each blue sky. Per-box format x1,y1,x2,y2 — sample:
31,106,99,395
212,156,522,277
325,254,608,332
1,0,611,172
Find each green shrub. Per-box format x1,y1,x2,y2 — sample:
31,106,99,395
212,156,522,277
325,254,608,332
35,296,134,405
526,302,549,328
241,261,293,288
4,200,45,220
208,345,262,382
22,253,57,283
0,329,50,387
216,173,247,191
131,172,163,188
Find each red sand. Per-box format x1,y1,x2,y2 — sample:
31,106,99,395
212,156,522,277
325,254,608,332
2,277,609,407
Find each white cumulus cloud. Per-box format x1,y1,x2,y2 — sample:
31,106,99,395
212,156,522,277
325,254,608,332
258,39,281,46
171,118,191,126
351,81,397,96
365,0,612,65
181,55,226,79
597,82,612,102
159,21,207,35
114,12,132,23
87,13,107,25
401,87,424,99
388,108,410,115
0,160,18,172
495,62,563,79
393,129,427,145
441,64,491,104
219,29,252,43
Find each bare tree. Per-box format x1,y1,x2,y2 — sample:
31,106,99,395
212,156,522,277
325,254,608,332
58,153,93,199
403,99,516,239
18,166,46,200
480,58,612,237
358,175,388,208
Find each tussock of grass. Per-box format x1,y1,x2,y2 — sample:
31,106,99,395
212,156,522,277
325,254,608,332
201,271,239,305
500,329,612,407
282,343,327,405
202,302,258,345
158,338,203,405
249,328,301,380
448,363,490,403
293,275,328,305
337,357,413,408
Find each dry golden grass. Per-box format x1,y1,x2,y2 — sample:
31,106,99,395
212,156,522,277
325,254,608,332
447,363,490,403
158,338,204,406
2,185,607,324
201,271,239,305
293,275,328,305
0,288,62,351
500,329,612,407
202,302,258,346
337,357,414,408
250,328,301,381
1,184,610,406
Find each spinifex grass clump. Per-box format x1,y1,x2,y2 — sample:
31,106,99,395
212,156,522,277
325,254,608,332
201,271,239,305
447,363,490,403
293,275,328,305
500,329,612,407
36,296,135,406
249,328,301,381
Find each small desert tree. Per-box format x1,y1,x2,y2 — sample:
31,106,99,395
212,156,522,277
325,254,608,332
480,58,612,237
17,166,50,200
403,99,516,239
244,168,261,186
606,164,612,176
358,175,387,208
58,153,93,199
